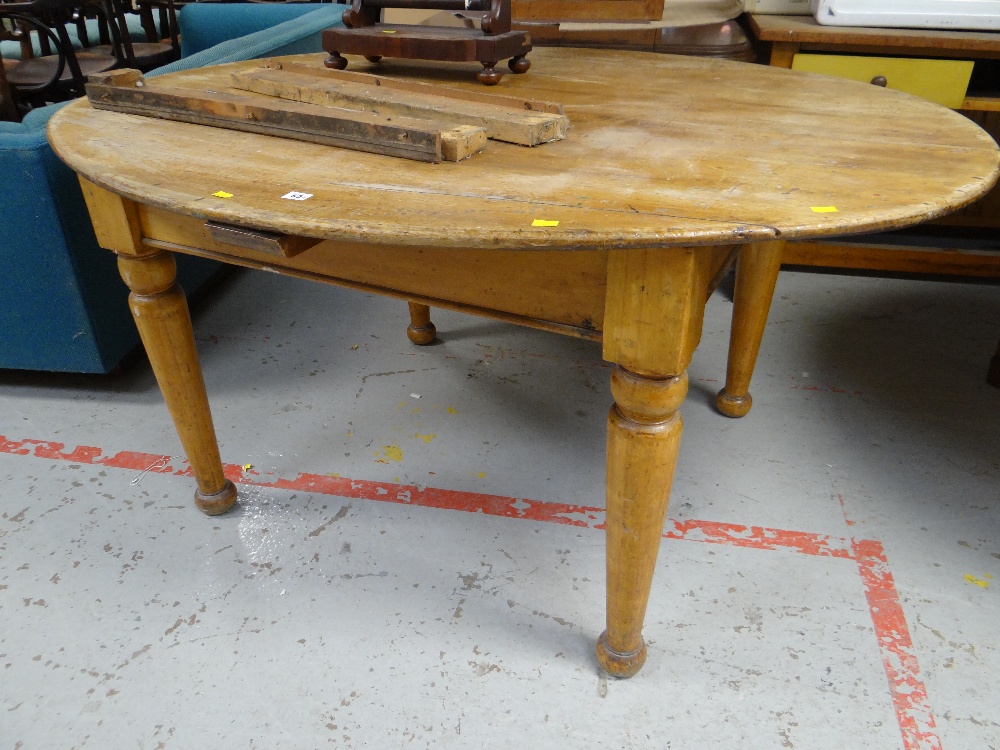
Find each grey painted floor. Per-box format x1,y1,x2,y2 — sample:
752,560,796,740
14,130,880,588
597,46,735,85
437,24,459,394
1,267,997,750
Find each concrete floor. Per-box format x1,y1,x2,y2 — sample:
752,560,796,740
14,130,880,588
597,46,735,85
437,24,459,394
1,267,997,749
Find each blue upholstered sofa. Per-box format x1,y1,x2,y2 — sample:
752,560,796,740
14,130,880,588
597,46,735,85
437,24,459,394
0,3,344,373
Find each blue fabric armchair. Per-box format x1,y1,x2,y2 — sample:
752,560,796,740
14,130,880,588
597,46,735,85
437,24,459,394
0,4,344,372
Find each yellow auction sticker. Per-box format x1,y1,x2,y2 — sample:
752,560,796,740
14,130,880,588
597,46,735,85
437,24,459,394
212,191,233,198
811,206,838,213
532,219,559,227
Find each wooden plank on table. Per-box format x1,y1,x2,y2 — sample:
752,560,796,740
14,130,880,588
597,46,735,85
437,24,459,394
85,70,487,163
258,59,566,115
232,63,570,147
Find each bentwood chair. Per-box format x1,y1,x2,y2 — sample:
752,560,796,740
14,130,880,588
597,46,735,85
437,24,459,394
135,0,180,64
73,0,179,72
0,0,116,117
0,56,17,119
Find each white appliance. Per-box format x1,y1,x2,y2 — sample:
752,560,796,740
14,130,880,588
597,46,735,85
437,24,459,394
811,0,1000,30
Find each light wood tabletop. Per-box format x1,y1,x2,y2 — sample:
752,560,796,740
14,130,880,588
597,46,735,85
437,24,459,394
48,47,1000,678
51,49,999,247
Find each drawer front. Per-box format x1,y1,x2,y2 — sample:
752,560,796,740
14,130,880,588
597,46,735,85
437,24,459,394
512,0,663,22
791,53,974,108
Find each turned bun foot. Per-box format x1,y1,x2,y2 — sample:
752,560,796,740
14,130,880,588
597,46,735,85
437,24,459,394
477,63,502,85
407,321,437,346
324,53,348,70
365,55,382,63
508,56,530,74
195,479,238,515
715,388,752,418
596,631,647,678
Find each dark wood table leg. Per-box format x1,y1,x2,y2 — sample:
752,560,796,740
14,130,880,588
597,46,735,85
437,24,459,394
988,337,1000,388
80,180,236,515
0,59,19,122
716,240,784,418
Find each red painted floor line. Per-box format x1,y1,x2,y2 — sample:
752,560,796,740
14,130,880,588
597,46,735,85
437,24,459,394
839,496,942,750
664,519,853,559
0,435,851,557
854,539,942,750
1,434,939,748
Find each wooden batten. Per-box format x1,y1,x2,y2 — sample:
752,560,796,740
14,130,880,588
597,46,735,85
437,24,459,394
85,71,489,163
257,60,566,114
231,65,569,146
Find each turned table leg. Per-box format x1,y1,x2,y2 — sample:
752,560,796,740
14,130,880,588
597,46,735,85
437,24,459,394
597,366,686,677
599,246,710,677
78,179,236,515
716,240,785,418
118,252,236,515
406,302,437,345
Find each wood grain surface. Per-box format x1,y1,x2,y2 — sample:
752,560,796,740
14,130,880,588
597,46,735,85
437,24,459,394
228,66,568,146
748,14,1000,53
49,48,1000,251
86,77,485,163
512,0,663,23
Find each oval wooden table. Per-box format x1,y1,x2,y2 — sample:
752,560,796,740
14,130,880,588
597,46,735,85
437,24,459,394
48,48,999,678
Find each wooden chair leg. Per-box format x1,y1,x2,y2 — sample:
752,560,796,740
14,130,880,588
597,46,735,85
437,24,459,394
716,240,785,418
988,338,1000,388
0,62,18,122
406,301,437,345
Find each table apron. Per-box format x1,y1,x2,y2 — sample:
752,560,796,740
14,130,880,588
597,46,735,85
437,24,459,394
136,205,735,344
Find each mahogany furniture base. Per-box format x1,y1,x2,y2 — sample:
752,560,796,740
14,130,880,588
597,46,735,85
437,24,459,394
513,19,755,62
322,24,531,84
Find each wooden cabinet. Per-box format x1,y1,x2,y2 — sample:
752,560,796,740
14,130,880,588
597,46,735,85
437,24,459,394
747,13,1000,276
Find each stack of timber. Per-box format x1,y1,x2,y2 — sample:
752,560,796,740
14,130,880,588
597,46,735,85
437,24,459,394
84,64,569,163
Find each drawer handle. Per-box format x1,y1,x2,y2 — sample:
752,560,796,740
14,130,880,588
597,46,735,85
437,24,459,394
205,221,321,258
870,75,888,87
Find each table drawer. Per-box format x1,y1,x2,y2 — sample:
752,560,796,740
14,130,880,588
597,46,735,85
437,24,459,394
791,53,974,108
